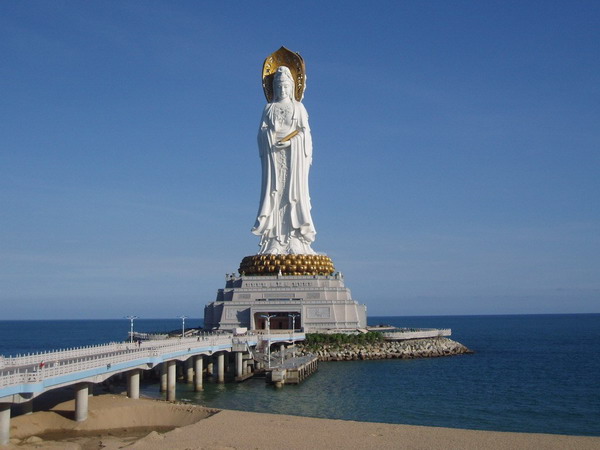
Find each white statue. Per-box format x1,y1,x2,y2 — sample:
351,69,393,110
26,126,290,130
252,65,316,255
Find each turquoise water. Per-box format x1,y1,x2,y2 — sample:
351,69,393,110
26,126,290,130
1,314,599,436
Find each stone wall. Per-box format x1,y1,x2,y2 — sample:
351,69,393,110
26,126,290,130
295,337,472,361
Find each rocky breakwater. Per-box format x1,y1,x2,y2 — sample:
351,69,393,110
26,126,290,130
295,337,472,361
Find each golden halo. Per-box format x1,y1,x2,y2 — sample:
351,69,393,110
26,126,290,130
262,46,306,102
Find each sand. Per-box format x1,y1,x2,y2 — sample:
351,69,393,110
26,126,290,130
6,395,600,449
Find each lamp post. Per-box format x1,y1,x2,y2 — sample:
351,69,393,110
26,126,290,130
260,314,276,368
288,313,299,331
125,316,138,343
288,313,299,358
179,315,187,338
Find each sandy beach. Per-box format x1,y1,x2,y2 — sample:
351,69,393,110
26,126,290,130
5,394,599,449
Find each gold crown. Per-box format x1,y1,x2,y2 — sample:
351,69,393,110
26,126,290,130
262,46,306,102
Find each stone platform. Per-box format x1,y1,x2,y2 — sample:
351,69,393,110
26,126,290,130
203,271,367,332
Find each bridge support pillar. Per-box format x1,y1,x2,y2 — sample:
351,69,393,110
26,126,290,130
223,353,230,376
243,358,249,375
160,362,167,392
167,360,176,401
127,369,140,399
0,403,10,446
194,355,203,391
236,352,243,378
217,352,225,383
207,359,214,376
75,382,89,422
186,358,194,384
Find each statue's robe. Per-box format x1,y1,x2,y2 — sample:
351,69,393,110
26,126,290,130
252,100,316,254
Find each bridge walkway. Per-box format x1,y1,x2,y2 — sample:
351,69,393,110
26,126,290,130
0,331,305,445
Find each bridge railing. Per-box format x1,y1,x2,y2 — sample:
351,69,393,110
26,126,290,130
379,329,452,340
0,349,145,387
0,334,232,385
0,332,233,369
0,342,128,367
0,332,305,389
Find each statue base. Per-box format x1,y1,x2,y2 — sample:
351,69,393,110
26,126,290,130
239,254,335,276
203,269,367,333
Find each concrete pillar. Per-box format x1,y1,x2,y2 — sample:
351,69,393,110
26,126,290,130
217,352,225,383
186,358,194,384
74,382,89,422
0,404,10,446
160,362,167,392
242,359,248,376
207,359,214,376
127,369,140,399
224,353,230,375
0,403,11,446
167,360,176,401
194,356,203,391
236,352,243,378
88,382,94,396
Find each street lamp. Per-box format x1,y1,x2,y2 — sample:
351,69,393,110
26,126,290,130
260,314,276,368
288,313,299,331
125,316,138,343
288,313,300,358
179,315,187,338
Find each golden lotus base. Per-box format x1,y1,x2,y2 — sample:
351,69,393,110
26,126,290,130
239,254,335,276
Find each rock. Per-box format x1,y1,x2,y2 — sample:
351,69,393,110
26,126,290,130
297,337,471,362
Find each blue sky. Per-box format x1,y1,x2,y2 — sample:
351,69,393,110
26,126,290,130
1,1,599,319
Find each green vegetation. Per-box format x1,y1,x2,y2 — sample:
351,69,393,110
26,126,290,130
303,332,384,350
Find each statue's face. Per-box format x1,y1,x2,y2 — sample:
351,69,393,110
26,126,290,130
275,79,293,100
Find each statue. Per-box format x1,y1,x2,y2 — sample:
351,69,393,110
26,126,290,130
252,48,317,255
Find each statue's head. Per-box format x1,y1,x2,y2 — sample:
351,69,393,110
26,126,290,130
274,66,294,101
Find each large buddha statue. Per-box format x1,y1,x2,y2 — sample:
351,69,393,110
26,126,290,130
252,53,316,255
239,47,334,276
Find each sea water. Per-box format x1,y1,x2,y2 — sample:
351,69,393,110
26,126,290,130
1,314,598,436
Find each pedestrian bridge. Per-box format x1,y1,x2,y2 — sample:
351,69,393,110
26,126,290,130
0,331,305,445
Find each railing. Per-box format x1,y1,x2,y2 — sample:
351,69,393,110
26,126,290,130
379,329,451,340
239,274,341,280
131,332,169,340
0,335,232,386
254,330,305,335
279,354,316,370
0,332,304,391
233,287,349,292
1,342,127,367
0,332,232,368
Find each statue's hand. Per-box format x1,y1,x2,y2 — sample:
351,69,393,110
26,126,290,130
274,140,291,149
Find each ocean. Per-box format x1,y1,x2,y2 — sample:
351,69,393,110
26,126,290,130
1,314,598,436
